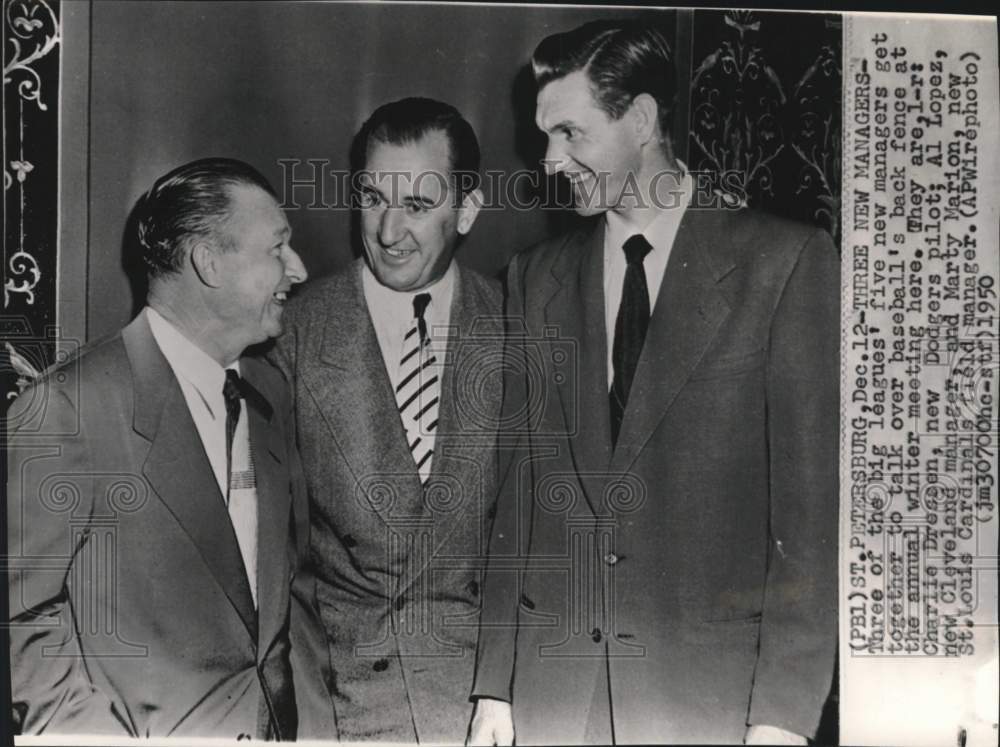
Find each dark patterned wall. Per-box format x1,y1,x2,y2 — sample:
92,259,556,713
688,10,842,242
2,0,60,411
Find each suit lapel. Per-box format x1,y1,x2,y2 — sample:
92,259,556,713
124,314,257,640
242,358,291,653
547,223,612,514
609,208,733,474
424,266,502,563
299,261,421,527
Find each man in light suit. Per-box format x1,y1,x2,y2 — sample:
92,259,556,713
468,21,839,746
272,98,502,743
6,158,336,739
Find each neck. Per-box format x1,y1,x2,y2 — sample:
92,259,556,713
610,146,681,230
147,286,241,367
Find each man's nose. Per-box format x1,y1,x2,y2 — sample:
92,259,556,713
542,139,569,176
379,206,405,246
282,246,308,284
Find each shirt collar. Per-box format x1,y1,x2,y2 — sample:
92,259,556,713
604,162,692,255
361,259,456,326
146,306,238,413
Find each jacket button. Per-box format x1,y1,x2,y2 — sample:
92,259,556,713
394,596,406,611
591,628,603,643
603,552,618,565
372,658,389,672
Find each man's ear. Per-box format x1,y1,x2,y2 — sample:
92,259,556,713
190,240,224,288
457,188,483,236
629,93,660,146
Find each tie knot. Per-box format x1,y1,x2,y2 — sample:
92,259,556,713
623,234,653,265
413,292,431,320
223,369,244,404
412,292,432,345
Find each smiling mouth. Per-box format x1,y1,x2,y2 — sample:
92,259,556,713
566,172,595,190
383,246,417,259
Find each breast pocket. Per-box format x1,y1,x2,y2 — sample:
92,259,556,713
690,349,765,381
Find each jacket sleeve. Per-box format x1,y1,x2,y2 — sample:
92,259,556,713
7,382,132,735
748,228,840,737
287,455,339,741
272,342,339,739
469,254,532,703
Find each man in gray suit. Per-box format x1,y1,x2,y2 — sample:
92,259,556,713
469,20,838,747
7,158,335,739
272,97,502,743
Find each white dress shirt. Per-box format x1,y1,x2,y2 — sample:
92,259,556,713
603,167,692,388
362,261,456,457
146,306,258,607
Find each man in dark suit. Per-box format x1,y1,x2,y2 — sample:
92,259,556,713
6,158,336,739
468,21,839,746
272,98,502,743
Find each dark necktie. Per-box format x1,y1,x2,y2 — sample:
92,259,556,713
223,369,243,503
609,234,653,447
413,292,431,345
224,369,297,740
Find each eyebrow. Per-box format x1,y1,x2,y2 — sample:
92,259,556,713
538,117,576,134
360,181,440,208
404,194,437,208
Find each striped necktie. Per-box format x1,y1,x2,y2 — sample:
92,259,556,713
395,292,438,483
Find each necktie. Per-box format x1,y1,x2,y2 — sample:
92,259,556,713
395,292,438,483
223,371,295,738
610,234,653,447
223,369,243,503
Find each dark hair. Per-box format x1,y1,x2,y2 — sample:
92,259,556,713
532,20,676,141
353,96,481,195
134,157,276,278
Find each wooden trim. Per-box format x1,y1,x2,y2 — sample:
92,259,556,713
57,0,91,348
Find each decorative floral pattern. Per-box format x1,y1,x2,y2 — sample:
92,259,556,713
688,10,841,240
690,11,787,204
4,0,58,111
3,0,60,407
789,35,842,238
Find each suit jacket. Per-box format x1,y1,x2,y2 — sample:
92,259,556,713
272,259,503,743
6,312,336,739
472,207,840,744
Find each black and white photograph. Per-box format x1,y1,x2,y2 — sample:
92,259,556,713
2,2,997,745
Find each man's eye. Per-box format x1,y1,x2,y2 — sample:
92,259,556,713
406,203,428,215
358,190,378,208
562,127,576,140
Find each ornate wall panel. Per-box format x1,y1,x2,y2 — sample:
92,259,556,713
689,9,842,242
2,0,59,409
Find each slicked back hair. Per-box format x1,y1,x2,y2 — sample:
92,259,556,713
532,20,676,143
353,96,481,197
134,157,276,279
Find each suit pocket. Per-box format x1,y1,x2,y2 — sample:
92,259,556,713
690,349,765,381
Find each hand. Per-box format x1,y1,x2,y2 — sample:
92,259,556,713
744,724,808,745
467,697,514,746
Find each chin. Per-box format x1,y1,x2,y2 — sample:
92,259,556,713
257,318,284,343
376,268,420,292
